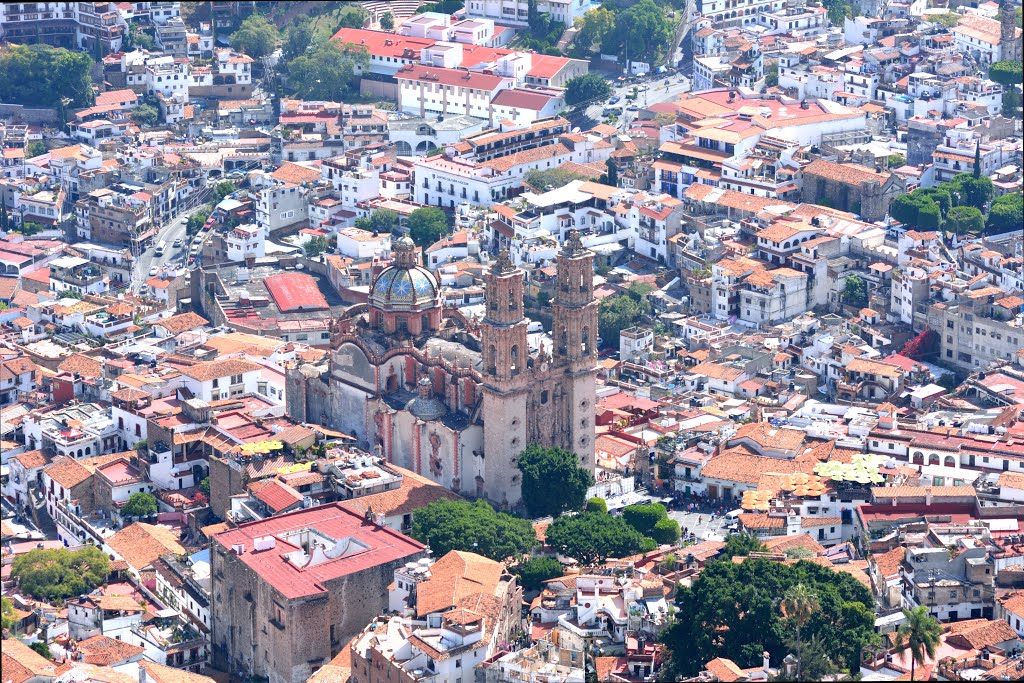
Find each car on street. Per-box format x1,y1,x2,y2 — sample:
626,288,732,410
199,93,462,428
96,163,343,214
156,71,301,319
627,104,639,111
149,266,159,276
608,95,620,105
172,238,182,247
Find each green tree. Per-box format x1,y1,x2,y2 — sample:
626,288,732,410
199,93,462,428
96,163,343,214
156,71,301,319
843,274,868,307
605,159,618,187
286,40,369,100
380,11,395,30
230,14,279,58
417,0,465,14
411,499,537,561
622,503,667,535
894,607,942,682
213,181,237,202
887,153,906,168
518,444,595,518
973,142,982,179
0,44,94,109
988,60,1023,86
765,62,779,88
572,7,616,56
123,491,158,518
1002,87,1022,119
187,207,212,235
304,235,330,257
916,200,942,230
406,206,449,248
945,206,984,235
30,642,52,659
12,546,111,601
354,208,399,233
333,5,370,30
915,187,952,216
132,104,160,127
26,141,46,158
660,558,876,679
607,0,673,66
283,17,318,61
1,597,15,632
948,174,993,211
598,284,652,349
565,73,612,106
199,476,211,495
511,556,564,591
928,12,960,27
721,533,767,558
544,512,655,564
524,167,595,190
936,372,960,391
126,24,156,51
585,497,608,513
651,517,681,544
781,583,820,679
986,193,1023,233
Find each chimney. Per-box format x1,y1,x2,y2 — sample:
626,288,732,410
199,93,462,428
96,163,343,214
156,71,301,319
763,651,771,674
925,487,933,506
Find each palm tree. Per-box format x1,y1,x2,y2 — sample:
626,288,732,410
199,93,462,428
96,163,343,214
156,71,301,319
781,583,820,679
894,606,942,682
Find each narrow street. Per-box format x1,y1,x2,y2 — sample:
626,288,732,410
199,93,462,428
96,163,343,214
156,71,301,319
131,189,211,293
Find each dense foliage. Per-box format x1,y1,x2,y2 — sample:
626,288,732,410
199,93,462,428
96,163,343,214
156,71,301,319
565,73,612,106
844,274,868,308
606,0,674,66
0,44,94,109
517,444,594,518
132,104,159,127
406,207,450,247
1,597,14,632
230,14,279,58
899,328,939,361
986,193,1023,233
411,499,537,561
660,558,877,679
571,7,616,56
12,546,110,601
894,607,943,683
597,282,654,348
988,61,1023,86
544,512,656,564
354,208,399,234
720,533,768,558
286,40,369,100
945,206,985,235
510,556,564,591
304,236,330,257
585,497,608,513
122,491,158,518
380,12,395,30
525,167,596,190
891,173,997,235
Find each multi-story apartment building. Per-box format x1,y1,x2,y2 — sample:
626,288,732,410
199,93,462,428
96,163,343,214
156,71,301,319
75,188,152,247
927,291,1024,372
699,0,785,28
902,535,995,622
413,155,520,209
464,0,600,28
48,255,108,297
0,2,126,54
210,504,427,683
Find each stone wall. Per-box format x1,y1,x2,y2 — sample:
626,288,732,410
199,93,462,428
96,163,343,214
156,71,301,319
0,103,60,125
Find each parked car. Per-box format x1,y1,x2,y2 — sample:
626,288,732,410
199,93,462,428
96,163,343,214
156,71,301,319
149,265,159,276
172,238,182,247
608,95,620,105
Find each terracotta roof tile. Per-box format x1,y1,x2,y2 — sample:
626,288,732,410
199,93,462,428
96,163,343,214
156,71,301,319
154,311,209,335
106,522,185,572
77,635,145,666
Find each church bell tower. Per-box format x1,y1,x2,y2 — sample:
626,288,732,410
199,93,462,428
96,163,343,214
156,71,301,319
551,231,598,471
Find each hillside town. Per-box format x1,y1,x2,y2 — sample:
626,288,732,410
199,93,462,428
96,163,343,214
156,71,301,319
0,1,1023,682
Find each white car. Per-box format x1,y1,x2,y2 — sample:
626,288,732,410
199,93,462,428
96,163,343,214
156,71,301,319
149,266,159,276
172,238,182,247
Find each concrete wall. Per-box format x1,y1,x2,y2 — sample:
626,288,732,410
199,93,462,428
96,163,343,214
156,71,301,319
0,103,60,124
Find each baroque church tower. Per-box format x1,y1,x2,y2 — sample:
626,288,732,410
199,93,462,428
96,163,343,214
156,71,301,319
1001,0,1022,63
479,233,598,508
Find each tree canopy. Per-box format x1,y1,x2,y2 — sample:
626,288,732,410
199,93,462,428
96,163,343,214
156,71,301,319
571,7,616,56
511,556,564,591
843,274,868,308
565,73,612,106
987,192,1023,233
1,597,14,632
947,173,993,211
660,558,877,679
12,546,110,601
286,40,369,100
622,503,680,544
524,167,596,191
0,44,94,109
544,512,655,564
894,606,942,683
230,14,279,58
132,104,159,127
122,491,158,518
607,0,673,66
283,18,318,61
304,236,330,257
354,208,399,234
380,12,395,30
945,205,984,235
406,207,450,247
517,444,594,518
411,499,537,561
598,283,653,349
988,60,1023,86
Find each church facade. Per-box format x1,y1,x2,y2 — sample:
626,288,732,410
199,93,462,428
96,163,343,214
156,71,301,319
286,232,598,509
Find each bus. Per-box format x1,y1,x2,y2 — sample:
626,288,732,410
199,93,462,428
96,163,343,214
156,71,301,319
154,240,166,256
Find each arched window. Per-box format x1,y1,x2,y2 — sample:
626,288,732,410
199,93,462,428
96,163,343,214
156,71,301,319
944,455,957,468
508,284,515,310
488,345,497,374
421,314,430,332
582,327,591,355
511,345,520,376
85,447,91,455
559,327,568,356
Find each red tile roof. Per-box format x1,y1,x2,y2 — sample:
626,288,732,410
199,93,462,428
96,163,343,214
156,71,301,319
264,272,330,312
213,503,424,600
249,479,303,513
395,64,509,91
